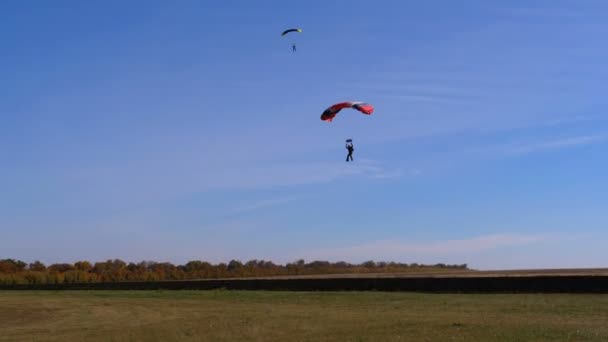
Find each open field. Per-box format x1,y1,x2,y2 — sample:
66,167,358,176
1,291,607,341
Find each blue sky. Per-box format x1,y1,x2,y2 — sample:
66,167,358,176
1,1,607,269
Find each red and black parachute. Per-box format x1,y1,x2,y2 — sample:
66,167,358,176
321,102,374,122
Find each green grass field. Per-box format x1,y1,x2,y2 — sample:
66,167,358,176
1,291,607,341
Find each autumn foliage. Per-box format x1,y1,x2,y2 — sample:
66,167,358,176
0,258,468,285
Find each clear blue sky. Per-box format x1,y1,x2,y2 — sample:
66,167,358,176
1,1,607,269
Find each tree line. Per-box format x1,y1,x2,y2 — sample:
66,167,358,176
0,258,468,285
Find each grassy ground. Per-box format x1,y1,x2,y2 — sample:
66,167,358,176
1,291,607,341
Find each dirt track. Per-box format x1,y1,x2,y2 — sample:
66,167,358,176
236,268,608,280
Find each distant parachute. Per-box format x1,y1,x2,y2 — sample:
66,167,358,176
281,28,302,36
321,102,374,122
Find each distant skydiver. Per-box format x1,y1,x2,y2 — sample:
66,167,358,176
282,28,302,52
346,140,354,162
319,103,373,162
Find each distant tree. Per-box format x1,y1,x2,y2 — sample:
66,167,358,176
63,270,90,283
184,260,204,274
74,261,92,272
126,262,148,281
244,260,258,277
0,259,27,273
23,271,46,284
148,262,182,280
183,260,213,278
48,263,74,274
28,261,46,272
109,259,127,281
93,259,127,282
362,260,376,269
216,263,228,278
307,261,330,270
0,256,469,284
0,273,26,285
46,272,64,284
227,260,244,277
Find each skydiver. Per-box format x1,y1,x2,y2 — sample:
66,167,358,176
292,43,296,52
346,141,354,162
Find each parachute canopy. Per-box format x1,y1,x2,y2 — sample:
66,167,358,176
321,102,374,122
282,28,302,36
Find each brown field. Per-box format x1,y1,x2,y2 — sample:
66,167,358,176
1,290,608,341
